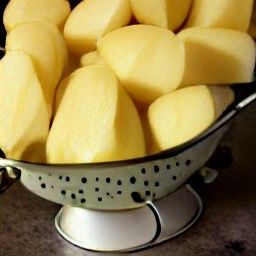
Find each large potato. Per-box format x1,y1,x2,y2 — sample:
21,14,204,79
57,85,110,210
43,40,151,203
178,27,256,86
184,0,253,31
47,65,145,163
64,0,132,55
5,22,67,115
148,85,234,151
98,24,184,104
3,0,70,31
130,0,192,31
0,51,49,162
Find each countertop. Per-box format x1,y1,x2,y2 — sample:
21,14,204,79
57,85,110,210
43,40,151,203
0,103,256,256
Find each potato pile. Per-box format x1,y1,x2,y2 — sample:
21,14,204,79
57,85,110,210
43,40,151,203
0,0,255,163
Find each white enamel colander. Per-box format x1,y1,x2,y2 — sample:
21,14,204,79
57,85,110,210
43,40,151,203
0,0,256,252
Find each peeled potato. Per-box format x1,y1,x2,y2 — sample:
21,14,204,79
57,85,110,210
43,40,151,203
178,27,256,86
5,22,67,114
148,85,234,152
3,0,71,32
0,51,49,162
184,0,253,31
130,0,192,31
98,24,184,103
47,65,145,163
64,0,132,55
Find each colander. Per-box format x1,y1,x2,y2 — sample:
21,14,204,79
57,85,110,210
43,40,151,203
0,82,255,252
0,0,256,252
1,82,255,211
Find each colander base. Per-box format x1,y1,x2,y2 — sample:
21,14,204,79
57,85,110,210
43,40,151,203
54,184,203,252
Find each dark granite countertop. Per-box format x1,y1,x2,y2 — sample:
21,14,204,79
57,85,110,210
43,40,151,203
0,103,256,256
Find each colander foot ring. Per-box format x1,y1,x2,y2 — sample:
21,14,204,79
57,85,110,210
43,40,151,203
54,184,203,252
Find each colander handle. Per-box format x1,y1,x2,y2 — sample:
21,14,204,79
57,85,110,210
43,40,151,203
0,151,20,194
232,80,256,111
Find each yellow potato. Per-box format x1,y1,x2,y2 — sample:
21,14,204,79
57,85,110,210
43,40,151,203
184,0,253,31
178,27,256,86
5,22,67,115
130,0,192,31
47,65,145,163
148,85,234,151
3,0,70,31
0,51,49,162
64,0,132,55
98,24,184,103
